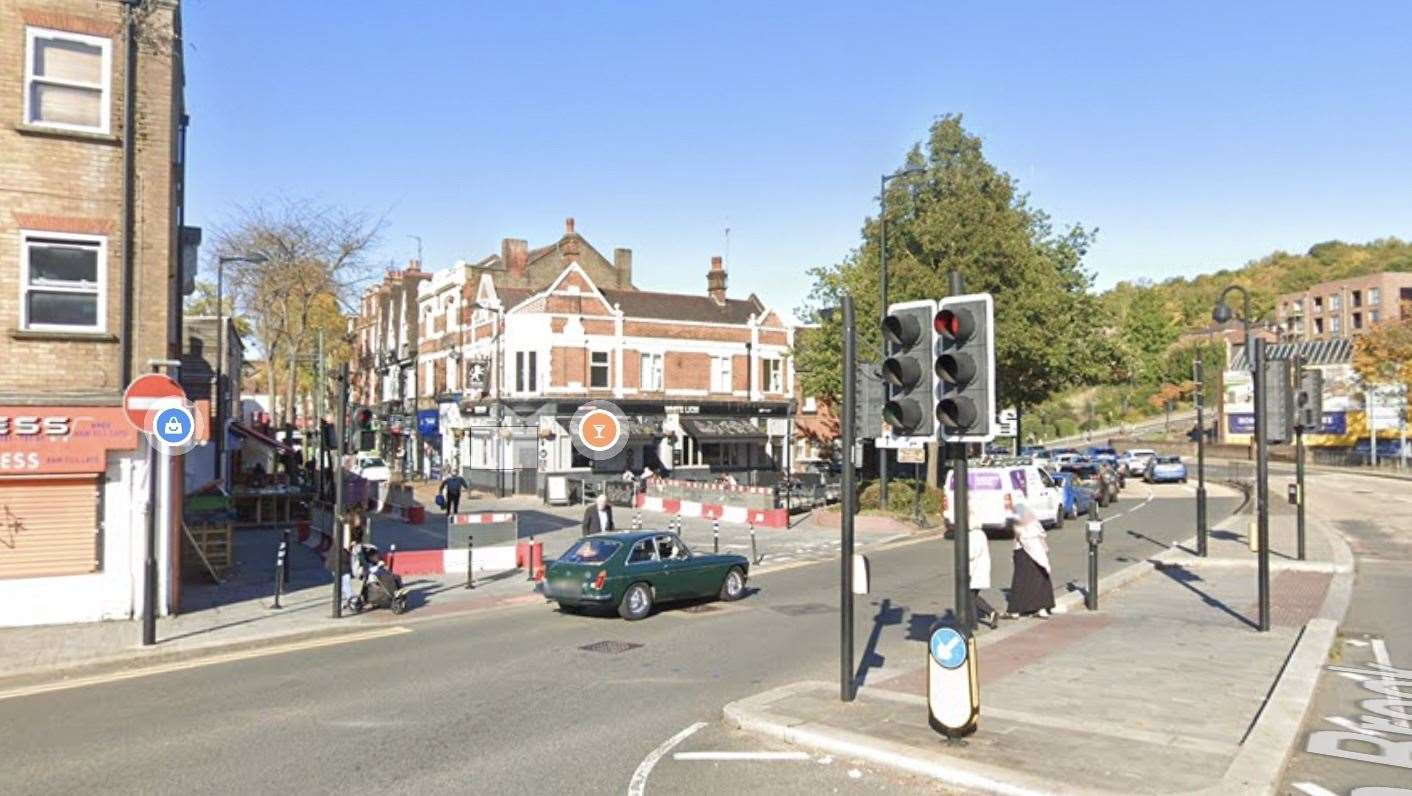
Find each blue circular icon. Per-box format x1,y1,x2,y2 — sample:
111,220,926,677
930,626,968,670
155,407,193,444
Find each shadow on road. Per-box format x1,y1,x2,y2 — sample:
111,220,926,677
1154,562,1258,629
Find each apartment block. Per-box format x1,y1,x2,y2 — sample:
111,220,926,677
0,0,189,625
1275,272,1412,342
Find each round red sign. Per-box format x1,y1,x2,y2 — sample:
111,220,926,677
123,374,187,433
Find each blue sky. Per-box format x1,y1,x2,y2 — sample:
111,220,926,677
184,1,1412,319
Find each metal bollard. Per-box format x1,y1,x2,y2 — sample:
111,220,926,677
466,534,475,590
749,521,759,564
1085,509,1103,611
527,535,536,581
713,519,720,553
633,512,641,530
280,528,291,585
676,514,683,534
273,540,288,609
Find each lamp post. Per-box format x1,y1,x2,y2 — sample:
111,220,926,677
1212,285,1269,631
215,253,267,488
878,164,925,507
475,301,506,497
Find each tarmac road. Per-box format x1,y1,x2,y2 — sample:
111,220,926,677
4,483,1238,795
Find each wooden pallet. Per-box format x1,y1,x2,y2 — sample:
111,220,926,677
182,522,232,580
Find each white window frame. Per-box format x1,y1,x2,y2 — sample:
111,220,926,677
640,353,663,391
589,350,611,389
23,26,113,135
515,350,538,394
710,355,732,393
19,230,107,333
763,357,783,394
1330,294,1342,311
1369,288,1381,306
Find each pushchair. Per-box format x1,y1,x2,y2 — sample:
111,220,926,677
348,543,409,614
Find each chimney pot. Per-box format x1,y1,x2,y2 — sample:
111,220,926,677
614,248,634,288
707,255,728,304
565,217,575,235
502,238,529,282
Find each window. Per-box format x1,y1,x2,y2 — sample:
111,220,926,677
654,534,688,561
24,27,111,133
627,539,657,564
1370,288,1382,305
802,396,818,413
763,358,783,394
1314,318,1324,335
711,356,732,393
1370,309,1381,324
640,353,663,391
1353,312,1363,330
1330,315,1342,335
515,351,537,393
1330,294,1341,312
21,233,105,332
590,350,610,389
1352,290,1362,308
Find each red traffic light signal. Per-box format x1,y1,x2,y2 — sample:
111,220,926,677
934,307,975,342
933,295,996,442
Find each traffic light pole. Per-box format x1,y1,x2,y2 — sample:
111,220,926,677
333,362,348,619
1253,338,1270,633
1195,355,1207,557
948,270,972,634
841,296,858,702
1294,356,1306,561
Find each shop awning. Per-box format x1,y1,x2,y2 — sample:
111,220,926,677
230,423,295,454
680,417,767,443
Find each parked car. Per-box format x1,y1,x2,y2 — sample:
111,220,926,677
945,462,1066,534
1053,472,1098,518
1051,452,1078,472
353,455,390,483
1061,456,1100,478
1085,446,1120,466
1098,462,1124,496
1120,448,1157,477
1145,455,1188,484
542,532,750,620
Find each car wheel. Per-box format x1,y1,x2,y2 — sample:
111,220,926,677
391,596,407,615
719,567,747,602
618,582,653,621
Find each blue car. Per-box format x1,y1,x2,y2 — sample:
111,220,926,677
1145,455,1188,484
1053,472,1097,519
1085,446,1119,466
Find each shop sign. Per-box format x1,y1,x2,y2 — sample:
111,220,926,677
0,407,138,473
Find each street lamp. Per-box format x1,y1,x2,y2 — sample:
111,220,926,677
1211,285,1254,372
475,301,507,496
215,252,267,487
878,164,925,506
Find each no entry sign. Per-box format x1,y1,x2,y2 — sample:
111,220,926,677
123,374,187,433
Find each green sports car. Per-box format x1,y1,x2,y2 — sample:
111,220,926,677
542,531,750,620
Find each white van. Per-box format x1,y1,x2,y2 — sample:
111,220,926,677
944,463,1066,535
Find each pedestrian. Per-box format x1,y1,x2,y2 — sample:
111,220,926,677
968,519,999,628
582,493,615,534
1002,492,1055,619
438,472,468,515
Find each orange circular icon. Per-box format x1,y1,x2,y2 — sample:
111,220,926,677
578,408,622,452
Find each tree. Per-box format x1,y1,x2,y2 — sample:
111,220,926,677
1353,315,1412,389
183,280,253,337
209,198,384,425
1118,288,1178,384
796,115,1111,419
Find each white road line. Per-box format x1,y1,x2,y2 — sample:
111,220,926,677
0,626,412,702
1100,488,1155,526
672,751,811,762
1291,784,1338,796
628,722,707,796
1373,638,1394,669
1323,716,1387,738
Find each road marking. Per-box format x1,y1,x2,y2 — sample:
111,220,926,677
0,626,411,702
1291,784,1338,796
629,721,707,796
672,751,811,761
1373,638,1394,669
1324,716,1387,738
1100,488,1155,526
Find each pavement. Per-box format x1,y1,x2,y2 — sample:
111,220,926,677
716,479,1356,795
0,477,1237,794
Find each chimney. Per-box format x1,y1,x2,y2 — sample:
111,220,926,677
560,217,581,259
501,238,528,282
707,255,727,304
614,248,633,287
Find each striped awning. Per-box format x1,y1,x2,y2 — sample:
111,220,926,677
1229,338,1352,370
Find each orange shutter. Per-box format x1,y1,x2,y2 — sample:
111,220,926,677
0,476,101,579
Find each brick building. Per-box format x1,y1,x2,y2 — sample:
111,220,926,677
395,219,796,494
1275,272,1412,342
0,0,189,625
351,261,430,475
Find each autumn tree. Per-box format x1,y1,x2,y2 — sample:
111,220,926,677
1353,315,1412,389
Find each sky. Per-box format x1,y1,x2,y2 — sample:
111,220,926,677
183,1,1412,321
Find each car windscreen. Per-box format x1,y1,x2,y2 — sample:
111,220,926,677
1157,456,1182,464
561,538,623,564
361,458,385,467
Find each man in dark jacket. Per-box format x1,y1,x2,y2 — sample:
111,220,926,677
582,493,615,534
439,473,468,515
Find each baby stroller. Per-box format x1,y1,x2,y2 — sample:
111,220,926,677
348,543,409,615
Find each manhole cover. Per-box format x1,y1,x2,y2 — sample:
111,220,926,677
770,603,834,616
681,604,720,614
579,640,643,655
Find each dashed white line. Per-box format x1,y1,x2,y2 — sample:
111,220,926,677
628,722,708,796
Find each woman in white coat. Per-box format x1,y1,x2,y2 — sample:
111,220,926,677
968,519,1000,629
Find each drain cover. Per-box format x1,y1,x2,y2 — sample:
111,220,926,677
770,603,834,616
579,640,643,654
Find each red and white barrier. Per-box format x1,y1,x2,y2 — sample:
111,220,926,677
636,494,787,528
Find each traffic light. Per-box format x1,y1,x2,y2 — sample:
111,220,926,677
1262,359,1293,444
1296,370,1324,432
881,299,937,443
934,293,996,443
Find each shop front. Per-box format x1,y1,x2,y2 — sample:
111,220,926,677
0,406,175,627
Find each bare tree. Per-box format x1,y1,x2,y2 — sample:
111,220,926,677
210,198,384,426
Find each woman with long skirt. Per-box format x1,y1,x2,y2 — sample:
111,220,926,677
1003,492,1055,619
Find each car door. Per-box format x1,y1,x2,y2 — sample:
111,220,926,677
1034,467,1061,519
658,533,717,599
624,537,667,595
